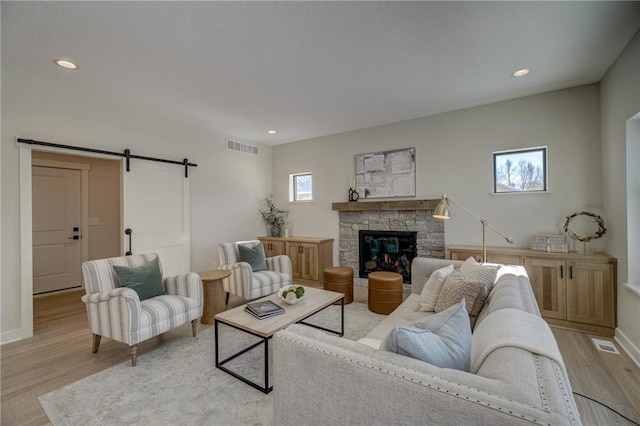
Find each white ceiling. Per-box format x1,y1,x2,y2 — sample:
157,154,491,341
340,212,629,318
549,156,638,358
2,2,639,145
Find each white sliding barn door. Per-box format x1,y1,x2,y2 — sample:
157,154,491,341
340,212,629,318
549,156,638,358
122,160,190,277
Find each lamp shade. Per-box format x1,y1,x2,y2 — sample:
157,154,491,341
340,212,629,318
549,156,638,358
433,198,450,219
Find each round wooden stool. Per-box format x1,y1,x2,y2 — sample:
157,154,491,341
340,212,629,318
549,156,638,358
368,271,403,314
323,266,354,304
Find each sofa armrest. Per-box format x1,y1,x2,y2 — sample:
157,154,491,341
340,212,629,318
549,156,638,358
218,261,253,297
273,324,579,426
164,272,203,314
266,255,292,276
81,288,141,344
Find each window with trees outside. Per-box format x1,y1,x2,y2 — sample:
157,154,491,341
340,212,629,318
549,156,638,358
290,172,313,202
493,147,547,193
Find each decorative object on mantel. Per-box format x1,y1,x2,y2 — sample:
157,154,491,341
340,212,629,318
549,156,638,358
562,211,607,255
348,187,359,202
332,199,440,211
259,194,288,237
355,147,415,198
531,234,568,253
433,194,513,262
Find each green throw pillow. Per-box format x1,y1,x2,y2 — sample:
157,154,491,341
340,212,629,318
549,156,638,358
238,243,268,272
113,257,165,301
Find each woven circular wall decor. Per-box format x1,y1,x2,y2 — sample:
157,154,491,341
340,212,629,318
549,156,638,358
562,211,607,242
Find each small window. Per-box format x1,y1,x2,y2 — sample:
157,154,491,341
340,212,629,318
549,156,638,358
493,147,547,193
290,173,313,202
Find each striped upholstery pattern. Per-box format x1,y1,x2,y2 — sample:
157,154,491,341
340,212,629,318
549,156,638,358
217,240,292,300
81,253,203,346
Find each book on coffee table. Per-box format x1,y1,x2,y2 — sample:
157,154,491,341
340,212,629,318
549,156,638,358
245,300,285,319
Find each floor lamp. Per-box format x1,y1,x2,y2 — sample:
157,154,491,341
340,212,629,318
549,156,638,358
433,194,513,262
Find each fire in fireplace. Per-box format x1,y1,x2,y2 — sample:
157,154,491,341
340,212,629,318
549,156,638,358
359,230,418,283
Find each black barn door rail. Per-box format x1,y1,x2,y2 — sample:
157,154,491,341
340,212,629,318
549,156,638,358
17,138,197,177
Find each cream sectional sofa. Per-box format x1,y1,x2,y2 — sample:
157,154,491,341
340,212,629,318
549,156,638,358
273,257,581,425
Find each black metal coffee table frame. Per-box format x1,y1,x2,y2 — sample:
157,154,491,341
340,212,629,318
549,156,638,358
214,297,344,394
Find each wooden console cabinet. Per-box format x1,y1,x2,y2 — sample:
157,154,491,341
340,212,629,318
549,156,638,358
258,236,334,287
448,245,617,336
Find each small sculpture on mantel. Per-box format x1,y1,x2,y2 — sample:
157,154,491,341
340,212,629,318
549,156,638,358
348,187,359,202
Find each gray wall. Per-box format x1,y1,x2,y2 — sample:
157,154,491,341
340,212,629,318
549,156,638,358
273,84,603,263
600,29,640,363
1,85,273,341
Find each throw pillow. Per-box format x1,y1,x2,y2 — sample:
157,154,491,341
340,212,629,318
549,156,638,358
469,284,489,329
113,257,165,301
238,243,268,272
381,300,472,371
419,264,454,312
459,256,500,291
434,270,484,314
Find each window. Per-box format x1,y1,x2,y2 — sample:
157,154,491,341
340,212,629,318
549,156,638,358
290,172,312,202
493,147,547,193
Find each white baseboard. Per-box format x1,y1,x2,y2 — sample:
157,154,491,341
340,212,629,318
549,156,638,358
0,327,27,345
615,328,640,369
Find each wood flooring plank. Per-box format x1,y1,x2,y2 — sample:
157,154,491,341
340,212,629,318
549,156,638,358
1,285,639,425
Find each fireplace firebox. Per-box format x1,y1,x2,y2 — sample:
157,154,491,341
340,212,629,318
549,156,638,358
359,230,418,283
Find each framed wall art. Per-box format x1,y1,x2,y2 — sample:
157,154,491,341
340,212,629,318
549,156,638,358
355,147,416,198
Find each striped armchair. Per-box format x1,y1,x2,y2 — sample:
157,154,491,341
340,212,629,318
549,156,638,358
81,253,203,366
217,240,292,301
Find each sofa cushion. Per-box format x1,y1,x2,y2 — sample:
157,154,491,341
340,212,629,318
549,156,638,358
459,256,500,290
434,270,485,314
358,294,427,348
419,264,454,312
381,300,471,371
113,257,166,301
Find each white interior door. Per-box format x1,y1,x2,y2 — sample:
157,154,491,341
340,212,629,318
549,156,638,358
32,166,82,294
122,160,190,277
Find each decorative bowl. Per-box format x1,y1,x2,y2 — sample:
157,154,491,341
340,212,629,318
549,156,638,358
278,285,305,304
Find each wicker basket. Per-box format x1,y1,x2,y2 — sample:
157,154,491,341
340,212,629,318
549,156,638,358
531,234,568,253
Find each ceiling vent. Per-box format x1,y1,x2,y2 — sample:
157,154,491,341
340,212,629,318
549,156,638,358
227,139,259,156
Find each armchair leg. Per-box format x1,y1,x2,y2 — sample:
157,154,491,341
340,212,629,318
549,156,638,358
130,345,139,367
92,334,101,353
225,292,230,306
191,319,197,337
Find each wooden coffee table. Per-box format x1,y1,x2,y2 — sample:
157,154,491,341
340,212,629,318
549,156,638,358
214,286,344,394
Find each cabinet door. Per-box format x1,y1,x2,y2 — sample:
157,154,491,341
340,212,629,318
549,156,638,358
287,243,302,279
485,254,521,265
450,250,481,262
263,240,285,257
567,262,615,327
299,243,319,281
449,249,519,265
524,258,566,319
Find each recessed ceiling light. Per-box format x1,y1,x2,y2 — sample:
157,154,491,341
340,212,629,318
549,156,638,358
512,68,530,78
267,130,277,134
54,59,78,70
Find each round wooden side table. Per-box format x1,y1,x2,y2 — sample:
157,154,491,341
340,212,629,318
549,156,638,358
199,269,231,325
367,271,403,314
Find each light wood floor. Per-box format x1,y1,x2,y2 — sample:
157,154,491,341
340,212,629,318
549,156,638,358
2,287,639,425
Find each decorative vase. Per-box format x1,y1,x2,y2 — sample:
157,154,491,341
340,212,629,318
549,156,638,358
270,225,282,237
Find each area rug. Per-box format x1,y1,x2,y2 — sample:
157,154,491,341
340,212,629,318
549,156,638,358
39,302,385,426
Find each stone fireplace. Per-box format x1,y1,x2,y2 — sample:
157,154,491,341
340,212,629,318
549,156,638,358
333,199,445,287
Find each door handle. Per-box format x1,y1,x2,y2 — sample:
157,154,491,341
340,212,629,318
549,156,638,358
560,265,564,279
68,235,80,240
569,266,573,280
125,228,133,256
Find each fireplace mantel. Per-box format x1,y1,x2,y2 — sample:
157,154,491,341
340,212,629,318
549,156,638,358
332,199,440,212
